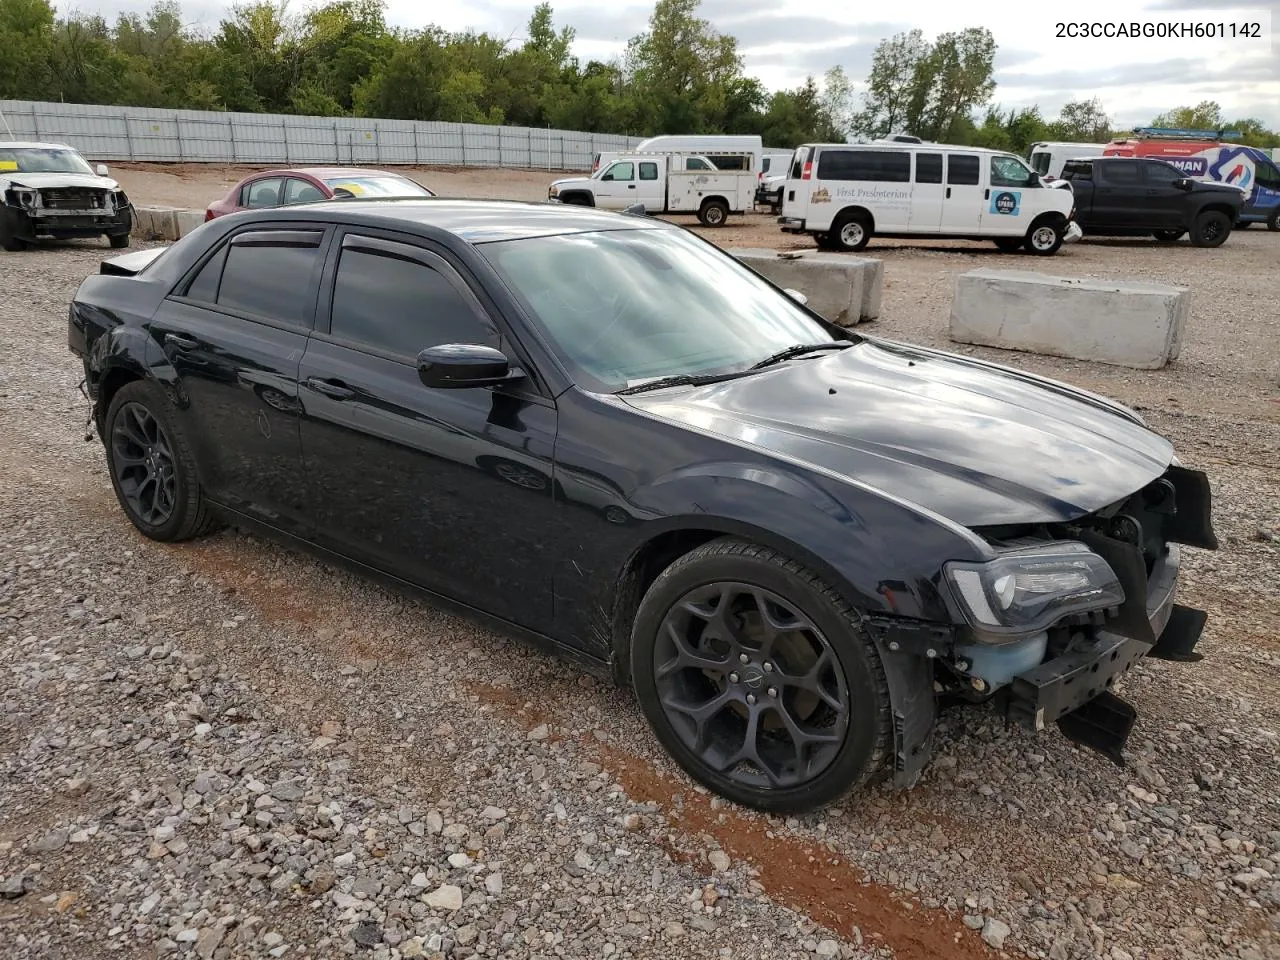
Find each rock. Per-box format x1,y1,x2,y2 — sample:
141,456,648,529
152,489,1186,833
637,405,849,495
351,922,382,948
271,780,306,802
410,872,429,889
30,828,68,853
62,778,89,798
456,925,478,946
400,939,425,959
195,925,225,960
708,850,731,873
425,811,444,835
310,869,336,894
663,922,685,938
1120,839,1144,860
623,813,642,832
320,720,341,738
1233,867,1272,890
262,932,284,947
981,918,1011,949
962,915,985,930
154,825,175,843
424,884,463,911
0,874,28,899
480,806,506,821
485,872,503,895
815,940,840,958
333,851,356,872
448,853,472,869
527,724,549,741
1049,939,1070,960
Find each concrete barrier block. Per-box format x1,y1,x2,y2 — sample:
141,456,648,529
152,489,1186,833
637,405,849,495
175,209,205,238
729,248,883,325
949,270,1191,370
134,206,182,241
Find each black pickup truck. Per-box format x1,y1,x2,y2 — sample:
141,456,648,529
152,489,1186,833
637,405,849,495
1060,157,1243,247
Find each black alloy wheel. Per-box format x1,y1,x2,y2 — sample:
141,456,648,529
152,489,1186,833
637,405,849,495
111,401,179,527
631,538,890,813
104,380,217,542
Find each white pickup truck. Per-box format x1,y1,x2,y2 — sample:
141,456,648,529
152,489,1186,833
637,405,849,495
548,153,756,226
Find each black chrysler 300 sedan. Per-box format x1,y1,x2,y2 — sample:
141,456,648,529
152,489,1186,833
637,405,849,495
68,199,1217,812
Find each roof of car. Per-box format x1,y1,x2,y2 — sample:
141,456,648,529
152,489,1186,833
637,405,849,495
0,140,77,151
231,198,671,243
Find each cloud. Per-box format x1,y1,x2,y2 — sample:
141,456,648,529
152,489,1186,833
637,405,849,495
745,40,880,78
996,56,1278,92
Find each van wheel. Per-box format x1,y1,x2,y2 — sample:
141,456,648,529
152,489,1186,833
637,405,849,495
1025,221,1064,256
993,238,1023,253
1268,210,1280,232
1189,210,1231,248
832,212,871,252
1152,230,1185,243
698,199,730,227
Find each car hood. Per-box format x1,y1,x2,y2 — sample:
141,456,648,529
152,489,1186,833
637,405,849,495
8,172,120,191
622,338,1173,527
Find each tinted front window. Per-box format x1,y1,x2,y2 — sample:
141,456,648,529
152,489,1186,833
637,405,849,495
1143,160,1184,186
817,150,910,182
480,227,840,393
218,239,321,325
947,155,980,185
915,153,943,184
329,248,494,358
1258,161,1280,191
284,178,326,204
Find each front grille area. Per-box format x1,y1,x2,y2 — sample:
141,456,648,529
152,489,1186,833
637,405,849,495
39,188,109,210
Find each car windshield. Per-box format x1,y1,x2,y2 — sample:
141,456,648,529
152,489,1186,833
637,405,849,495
0,147,95,175
321,175,433,198
479,227,843,393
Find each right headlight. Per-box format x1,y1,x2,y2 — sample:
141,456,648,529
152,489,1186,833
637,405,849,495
944,541,1124,643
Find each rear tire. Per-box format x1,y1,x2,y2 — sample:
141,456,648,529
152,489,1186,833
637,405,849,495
1025,220,1065,256
108,233,131,249
629,537,891,813
814,232,837,251
698,198,730,227
831,211,871,252
105,380,218,542
993,237,1023,253
1152,230,1185,243
1189,210,1231,248
1268,210,1280,232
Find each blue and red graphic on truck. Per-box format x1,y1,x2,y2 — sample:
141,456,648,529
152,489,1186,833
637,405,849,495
1104,128,1280,226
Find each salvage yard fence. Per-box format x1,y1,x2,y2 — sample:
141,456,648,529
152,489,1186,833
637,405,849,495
0,100,644,171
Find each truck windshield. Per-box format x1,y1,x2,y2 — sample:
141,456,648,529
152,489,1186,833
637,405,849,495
480,227,840,393
0,147,95,175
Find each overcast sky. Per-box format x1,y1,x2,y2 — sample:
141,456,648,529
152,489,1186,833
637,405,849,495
62,0,1280,128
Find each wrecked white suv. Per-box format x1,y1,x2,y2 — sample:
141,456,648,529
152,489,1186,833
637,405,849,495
1,141,133,251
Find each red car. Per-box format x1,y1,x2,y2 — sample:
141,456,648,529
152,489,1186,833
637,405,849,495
204,167,435,221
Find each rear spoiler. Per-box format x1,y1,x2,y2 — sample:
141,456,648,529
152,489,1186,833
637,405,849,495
100,247,167,277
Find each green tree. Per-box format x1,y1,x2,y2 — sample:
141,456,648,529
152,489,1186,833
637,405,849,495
1150,100,1223,131
1048,97,1112,141
0,0,55,100
852,29,929,138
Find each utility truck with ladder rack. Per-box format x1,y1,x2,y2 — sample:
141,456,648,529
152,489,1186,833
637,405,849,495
548,152,756,226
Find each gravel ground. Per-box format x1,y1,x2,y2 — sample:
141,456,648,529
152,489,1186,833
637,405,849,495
1,181,1278,960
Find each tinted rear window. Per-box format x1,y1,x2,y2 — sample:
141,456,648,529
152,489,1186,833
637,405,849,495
915,153,942,184
1102,161,1142,185
946,155,980,185
217,236,322,325
817,150,910,182
1062,161,1092,181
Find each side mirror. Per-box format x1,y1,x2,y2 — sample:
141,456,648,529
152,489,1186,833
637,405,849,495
417,343,521,389
784,288,808,306
95,163,109,177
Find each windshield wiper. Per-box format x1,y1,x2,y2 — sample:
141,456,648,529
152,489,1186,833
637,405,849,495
749,341,851,371
615,372,748,396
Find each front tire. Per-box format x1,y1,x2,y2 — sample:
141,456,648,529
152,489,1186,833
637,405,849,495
1268,210,1280,233
105,380,217,542
108,233,131,249
1189,210,1231,248
630,538,891,813
1152,229,1185,243
1025,220,1065,255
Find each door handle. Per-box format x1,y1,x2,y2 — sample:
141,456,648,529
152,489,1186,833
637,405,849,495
164,333,199,350
305,377,355,400
628,184,635,189
984,189,990,200
946,187,951,199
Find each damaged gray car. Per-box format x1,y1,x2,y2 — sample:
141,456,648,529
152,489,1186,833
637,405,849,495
1,141,133,251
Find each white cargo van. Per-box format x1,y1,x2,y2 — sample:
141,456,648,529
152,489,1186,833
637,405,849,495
549,152,756,225
779,143,1079,254
1028,141,1108,179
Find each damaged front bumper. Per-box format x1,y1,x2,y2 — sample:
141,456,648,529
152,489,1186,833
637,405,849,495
2,203,133,241
868,463,1217,786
